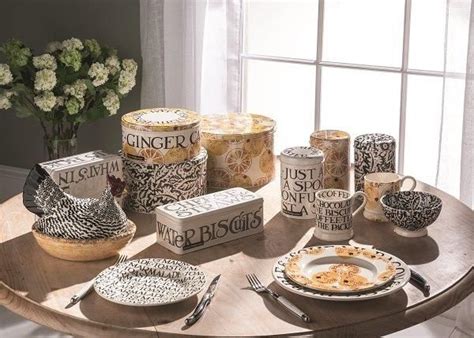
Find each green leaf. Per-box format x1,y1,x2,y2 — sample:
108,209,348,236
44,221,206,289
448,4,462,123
83,79,96,96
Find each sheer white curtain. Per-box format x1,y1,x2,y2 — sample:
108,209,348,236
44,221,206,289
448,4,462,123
436,0,473,210
162,0,241,115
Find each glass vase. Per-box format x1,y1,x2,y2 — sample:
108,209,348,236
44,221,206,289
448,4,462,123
44,137,78,161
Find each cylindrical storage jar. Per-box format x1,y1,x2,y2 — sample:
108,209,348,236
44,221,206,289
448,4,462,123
201,113,276,189
354,133,396,192
121,108,200,164
280,146,324,219
122,148,207,213
310,130,350,190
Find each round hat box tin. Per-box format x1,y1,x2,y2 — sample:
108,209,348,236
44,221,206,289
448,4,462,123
201,113,276,189
122,148,207,213
121,108,201,165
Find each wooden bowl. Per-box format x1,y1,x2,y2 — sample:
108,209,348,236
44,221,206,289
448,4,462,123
32,220,136,261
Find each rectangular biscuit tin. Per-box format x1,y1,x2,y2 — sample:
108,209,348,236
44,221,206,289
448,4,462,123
40,150,122,198
155,187,264,254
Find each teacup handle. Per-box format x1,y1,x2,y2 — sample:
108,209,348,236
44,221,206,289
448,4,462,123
401,175,417,191
352,191,368,217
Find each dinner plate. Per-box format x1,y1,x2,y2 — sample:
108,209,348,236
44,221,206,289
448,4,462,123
272,245,410,302
94,258,207,306
284,246,397,293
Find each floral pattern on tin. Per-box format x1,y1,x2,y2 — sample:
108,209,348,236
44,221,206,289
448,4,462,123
354,133,396,192
310,130,350,190
201,114,276,189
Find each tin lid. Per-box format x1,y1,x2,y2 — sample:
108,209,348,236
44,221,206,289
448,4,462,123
354,133,395,145
201,113,276,139
280,146,324,165
121,108,200,132
155,187,263,227
310,130,350,142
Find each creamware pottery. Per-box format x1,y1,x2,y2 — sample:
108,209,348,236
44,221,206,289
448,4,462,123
364,172,417,222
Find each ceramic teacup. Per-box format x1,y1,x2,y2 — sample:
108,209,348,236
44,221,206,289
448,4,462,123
363,172,417,222
314,189,367,242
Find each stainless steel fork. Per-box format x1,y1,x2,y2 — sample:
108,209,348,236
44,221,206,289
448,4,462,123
246,273,311,323
65,253,128,308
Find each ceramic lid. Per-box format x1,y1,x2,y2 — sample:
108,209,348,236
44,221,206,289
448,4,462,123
121,108,200,132
201,113,276,139
280,146,324,165
354,133,395,144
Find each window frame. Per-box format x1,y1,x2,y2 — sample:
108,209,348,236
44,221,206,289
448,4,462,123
238,0,465,174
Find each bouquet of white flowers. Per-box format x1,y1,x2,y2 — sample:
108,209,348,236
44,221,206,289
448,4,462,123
0,37,138,159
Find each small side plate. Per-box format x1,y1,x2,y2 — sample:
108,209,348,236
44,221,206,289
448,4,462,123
94,258,206,306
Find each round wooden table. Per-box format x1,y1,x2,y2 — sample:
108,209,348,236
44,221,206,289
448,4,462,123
1,175,473,337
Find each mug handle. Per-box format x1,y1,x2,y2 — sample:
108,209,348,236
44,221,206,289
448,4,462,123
401,175,417,191
352,191,368,217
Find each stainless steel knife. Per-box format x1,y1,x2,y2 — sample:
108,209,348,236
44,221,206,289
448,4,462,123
185,274,221,326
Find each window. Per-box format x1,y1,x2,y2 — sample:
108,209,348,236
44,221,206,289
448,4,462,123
240,0,467,188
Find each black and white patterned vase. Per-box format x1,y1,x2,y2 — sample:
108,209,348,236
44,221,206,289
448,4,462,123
122,148,207,213
354,133,396,192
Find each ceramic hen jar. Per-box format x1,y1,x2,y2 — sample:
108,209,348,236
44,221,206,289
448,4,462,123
201,113,276,189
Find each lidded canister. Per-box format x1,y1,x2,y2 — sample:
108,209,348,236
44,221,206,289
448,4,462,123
280,146,324,219
310,130,350,190
201,113,276,189
354,133,396,192
121,108,201,164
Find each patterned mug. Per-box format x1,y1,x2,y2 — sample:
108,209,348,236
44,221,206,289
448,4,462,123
314,189,367,242
363,172,417,222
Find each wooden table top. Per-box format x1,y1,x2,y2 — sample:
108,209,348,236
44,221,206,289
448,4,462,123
1,173,473,337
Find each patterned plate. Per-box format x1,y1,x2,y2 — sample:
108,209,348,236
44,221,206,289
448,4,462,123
273,245,410,302
94,258,207,306
284,246,397,293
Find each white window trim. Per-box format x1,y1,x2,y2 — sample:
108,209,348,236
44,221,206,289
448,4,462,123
238,0,465,174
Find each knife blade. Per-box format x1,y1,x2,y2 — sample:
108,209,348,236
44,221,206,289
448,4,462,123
185,274,221,326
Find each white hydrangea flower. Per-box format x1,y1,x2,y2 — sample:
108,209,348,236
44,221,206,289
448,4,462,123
0,94,12,110
33,53,57,70
0,64,13,85
117,70,136,95
121,59,138,75
34,69,57,91
62,38,84,51
56,96,65,107
34,91,56,112
63,79,87,99
45,41,63,53
88,62,109,87
105,56,120,75
102,90,120,115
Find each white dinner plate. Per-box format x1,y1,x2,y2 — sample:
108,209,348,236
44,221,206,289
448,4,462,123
273,245,410,302
284,246,397,293
94,258,207,306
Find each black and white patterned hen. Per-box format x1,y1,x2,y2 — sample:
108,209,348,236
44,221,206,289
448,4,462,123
23,164,128,240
